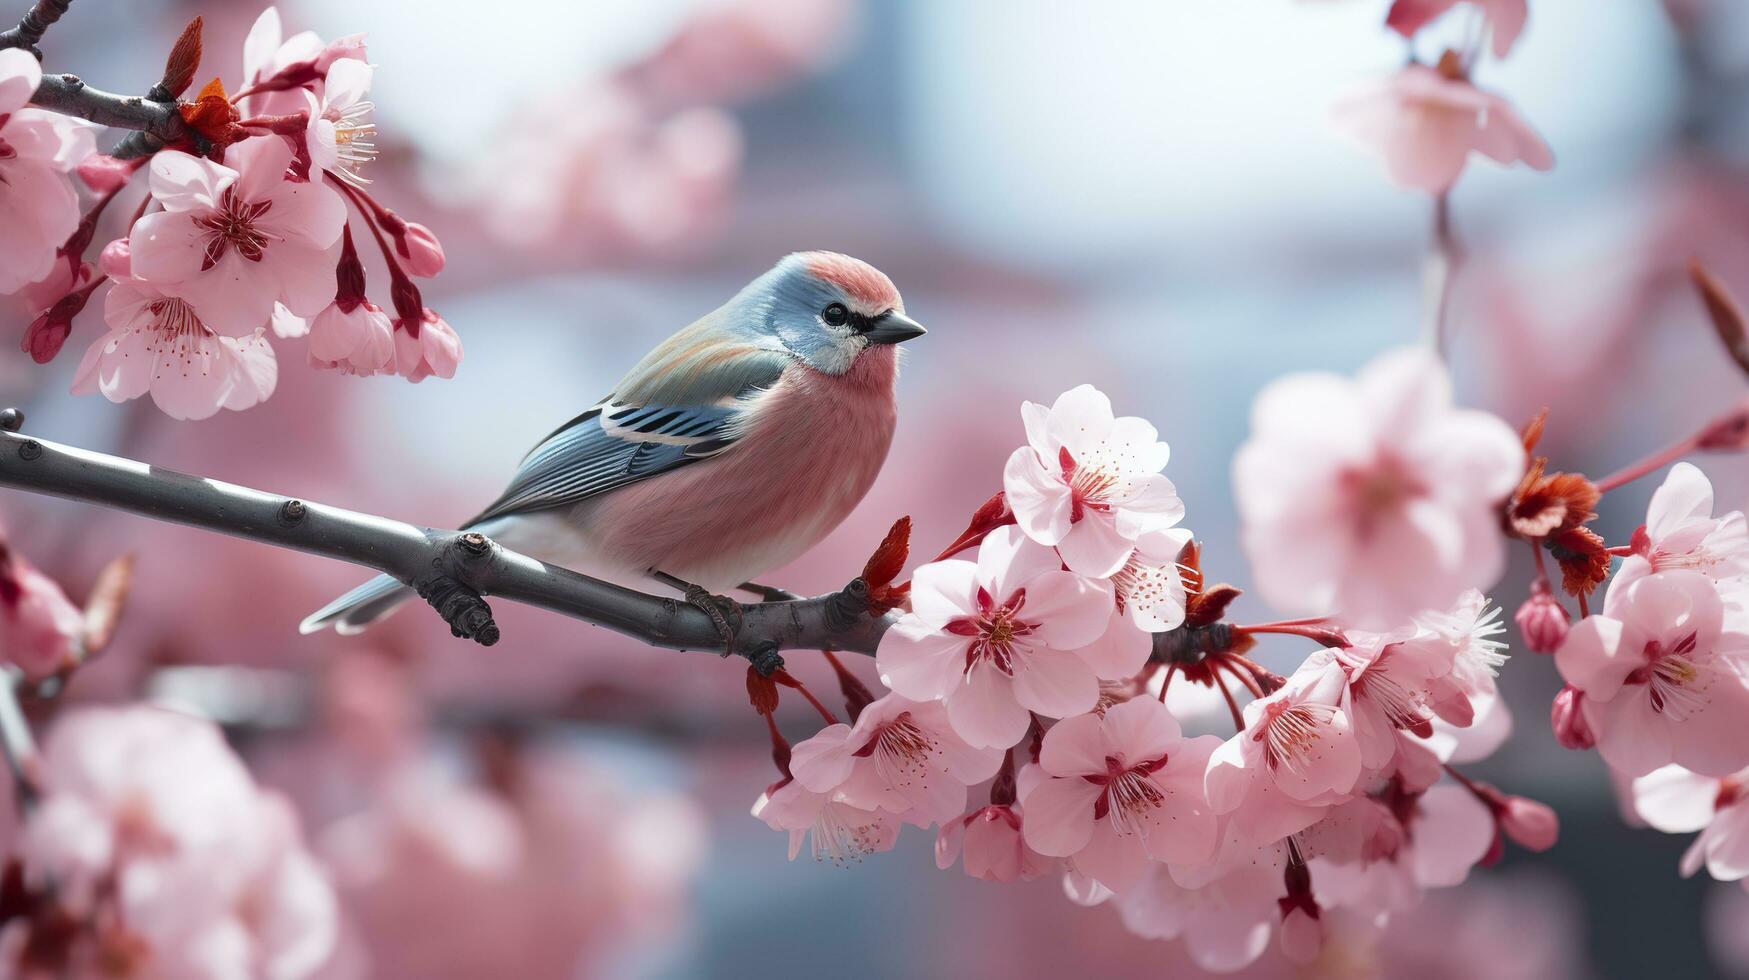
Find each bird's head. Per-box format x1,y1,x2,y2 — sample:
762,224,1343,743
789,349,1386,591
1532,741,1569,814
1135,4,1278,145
744,251,926,375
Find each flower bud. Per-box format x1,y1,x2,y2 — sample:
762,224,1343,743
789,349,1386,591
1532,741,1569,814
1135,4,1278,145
1498,795,1559,852
1551,685,1595,750
98,238,131,279
392,221,445,278
1515,582,1570,654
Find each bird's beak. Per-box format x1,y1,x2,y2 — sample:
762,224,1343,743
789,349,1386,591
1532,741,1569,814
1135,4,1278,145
863,311,927,345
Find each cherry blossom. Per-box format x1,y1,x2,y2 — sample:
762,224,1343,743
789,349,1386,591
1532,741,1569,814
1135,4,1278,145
752,778,900,865
1019,697,1220,891
1613,462,1749,597
1555,570,1749,777
1114,839,1286,973
393,308,464,382
1002,385,1186,578
1632,764,1749,882
304,58,378,186
1112,526,1193,632
0,49,98,296
789,694,1003,824
1206,660,1363,846
0,543,83,680
241,6,367,117
1328,630,1463,771
877,526,1141,748
71,277,277,420
1233,347,1524,623
1312,784,1496,915
935,804,1052,882
1386,0,1529,59
128,137,346,335
14,707,336,980
309,301,395,376
1331,61,1553,194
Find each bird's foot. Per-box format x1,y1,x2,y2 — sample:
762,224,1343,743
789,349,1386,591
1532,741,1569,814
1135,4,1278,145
656,572,743,657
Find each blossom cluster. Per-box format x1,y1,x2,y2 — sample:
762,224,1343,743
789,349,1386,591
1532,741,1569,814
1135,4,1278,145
1332,0,1551,194
1,7,459,420
4,707,336,979
752,363,1557,972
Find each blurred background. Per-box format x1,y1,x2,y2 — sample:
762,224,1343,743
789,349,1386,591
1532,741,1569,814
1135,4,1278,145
6,0,1749,976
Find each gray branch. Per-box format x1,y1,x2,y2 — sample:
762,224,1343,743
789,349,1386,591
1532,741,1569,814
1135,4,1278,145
0,0,70,55
0,411,894,671
28,72,193,158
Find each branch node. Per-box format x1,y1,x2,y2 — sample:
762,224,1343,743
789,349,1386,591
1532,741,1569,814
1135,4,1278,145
746,642,785,677
17,441,42,462
458,531,491,558
825,578,871,630
415,576,499,647
278,499,306,525
0,409,23,432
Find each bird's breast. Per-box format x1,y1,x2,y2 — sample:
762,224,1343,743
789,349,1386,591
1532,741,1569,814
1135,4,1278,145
578,347,900,589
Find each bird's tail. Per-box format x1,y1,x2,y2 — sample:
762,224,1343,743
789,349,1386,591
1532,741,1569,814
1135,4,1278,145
299,574,414,635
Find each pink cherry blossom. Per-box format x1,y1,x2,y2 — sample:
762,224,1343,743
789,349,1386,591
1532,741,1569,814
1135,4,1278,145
241,7,367,117
15,707,336,980
878,526,1141,748
1312,784,1495,915
1019,697,1220,892
71,278,278,420
0,49,98,296
1632,764,1749,881
309,301,395,376
1555,570,1749,777
1549,684,1595,750
1329,629,1464,772
1331,63,1553,194
752,777,899,865
1234,347,1524,623
1386,0,1529,59
1114,838,1286,972
1206,660,1364,846
1613,462,1749,597
789,694,1003,824
1003,385,1186,578
128,136,346,334
394,309,464,382
304,58,377,186
1112,526,1193,632
0,544,83,680
935,804,1052,882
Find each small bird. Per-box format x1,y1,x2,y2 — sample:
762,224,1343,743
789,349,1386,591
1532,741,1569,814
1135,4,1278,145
301,251,925,639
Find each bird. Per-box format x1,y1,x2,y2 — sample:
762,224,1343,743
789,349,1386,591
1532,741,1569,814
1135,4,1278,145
301,251,926,641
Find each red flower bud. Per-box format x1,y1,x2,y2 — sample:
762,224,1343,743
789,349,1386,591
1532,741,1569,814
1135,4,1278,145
1551,685,1595,751
1515,581,1570,654
392,221,445,278
1498,795,1559,852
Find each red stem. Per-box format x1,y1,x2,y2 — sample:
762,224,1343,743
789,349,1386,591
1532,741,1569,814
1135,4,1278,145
1156,663,1177,703
1595,433,1703,494
1212,669,1245,733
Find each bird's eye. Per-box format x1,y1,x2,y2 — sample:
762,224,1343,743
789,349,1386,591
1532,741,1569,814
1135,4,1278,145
821,303,850,327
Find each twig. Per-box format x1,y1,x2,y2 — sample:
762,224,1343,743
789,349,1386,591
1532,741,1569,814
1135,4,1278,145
28,72,193,158
0,0,71,55
0,669,42,809
1422,193,1459,355
0,410,895,668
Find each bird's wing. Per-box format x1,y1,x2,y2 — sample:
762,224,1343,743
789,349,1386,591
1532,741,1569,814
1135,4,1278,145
467,347,791,525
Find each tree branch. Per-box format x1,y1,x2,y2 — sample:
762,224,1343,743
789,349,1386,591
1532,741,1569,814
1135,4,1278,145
0,0,71,55
28,72,192,158
0,410,893,672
